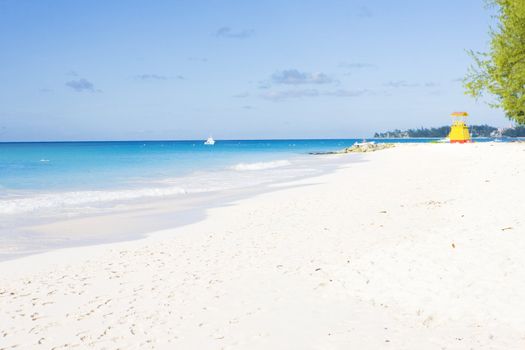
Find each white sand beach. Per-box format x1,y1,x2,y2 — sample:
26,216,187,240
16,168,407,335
1,142,525,349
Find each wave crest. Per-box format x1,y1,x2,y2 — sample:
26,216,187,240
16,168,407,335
230,160,291,171
0,186,219,215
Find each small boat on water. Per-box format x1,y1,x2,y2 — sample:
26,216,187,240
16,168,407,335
204,137,215,145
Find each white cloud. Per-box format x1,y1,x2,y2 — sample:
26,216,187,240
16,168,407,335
272,69,334,85
65,78,97,92
216,27,254,39
262,88,367,101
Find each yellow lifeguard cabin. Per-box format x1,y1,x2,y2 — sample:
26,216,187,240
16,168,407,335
449,112,471,143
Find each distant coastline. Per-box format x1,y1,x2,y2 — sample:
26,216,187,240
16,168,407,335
374,125,525,138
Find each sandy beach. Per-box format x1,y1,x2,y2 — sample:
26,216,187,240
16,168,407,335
1,142,525,349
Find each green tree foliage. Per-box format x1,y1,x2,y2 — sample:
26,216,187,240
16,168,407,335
374,125,498,138
502,125,525,136
469,124,500,137
464,0,525,124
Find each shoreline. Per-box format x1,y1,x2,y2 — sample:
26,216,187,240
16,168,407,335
0,152,363,261
2,143,525,349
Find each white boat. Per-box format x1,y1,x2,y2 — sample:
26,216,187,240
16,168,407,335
204,137,215,145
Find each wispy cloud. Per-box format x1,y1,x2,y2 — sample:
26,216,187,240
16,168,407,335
65,78,98,93
338,62,376,69
135,74,184,81
384,80,439,88
262,88,367,101
324,89,368,97
136,74,168,81
271,69,334,85
216,27,254,39
257,81,272,89
384,80,419,88
262,89,319,101
188,57,208,62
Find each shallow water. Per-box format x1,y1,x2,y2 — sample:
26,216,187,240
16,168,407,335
0,138,438,216
0,151,360,260
0,138,503,259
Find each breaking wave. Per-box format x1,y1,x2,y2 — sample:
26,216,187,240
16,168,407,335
230,160,291,171
0,186,220,215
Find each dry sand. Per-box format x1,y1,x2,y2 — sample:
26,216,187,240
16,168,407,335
1,142,525,349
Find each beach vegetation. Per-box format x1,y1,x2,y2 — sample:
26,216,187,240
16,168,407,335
501,125,525,137
374,125,499,138
464,0,525,124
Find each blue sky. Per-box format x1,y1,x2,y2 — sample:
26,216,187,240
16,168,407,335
0,0,508,141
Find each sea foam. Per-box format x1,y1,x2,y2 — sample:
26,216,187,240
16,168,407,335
0,159,294,215
0,186,218,215
230,160,291,171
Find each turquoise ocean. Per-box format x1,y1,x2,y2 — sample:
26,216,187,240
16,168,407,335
0,138,505,217
0,138,509,259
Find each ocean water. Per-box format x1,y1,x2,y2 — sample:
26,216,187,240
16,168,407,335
0,139,412,213
0,138,509,218
0,137,507,259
